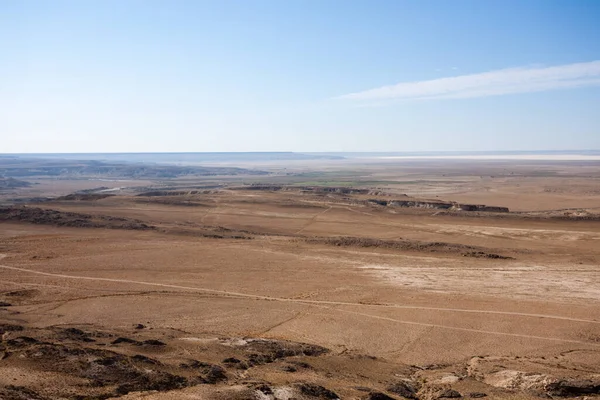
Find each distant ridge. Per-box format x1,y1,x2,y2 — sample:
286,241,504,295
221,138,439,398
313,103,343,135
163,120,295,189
0,152,346,163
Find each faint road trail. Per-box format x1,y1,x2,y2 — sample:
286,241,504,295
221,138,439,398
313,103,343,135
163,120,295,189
295,206,332,234
1,262,600,347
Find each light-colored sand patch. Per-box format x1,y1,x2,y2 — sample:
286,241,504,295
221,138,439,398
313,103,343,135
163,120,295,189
359,262,600,302
429,224,600,241
178,337,220,344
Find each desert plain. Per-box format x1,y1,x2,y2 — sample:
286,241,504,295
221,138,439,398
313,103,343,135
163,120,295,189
1,154,599,400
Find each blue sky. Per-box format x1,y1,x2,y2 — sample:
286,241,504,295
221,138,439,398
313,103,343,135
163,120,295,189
1,0,599,152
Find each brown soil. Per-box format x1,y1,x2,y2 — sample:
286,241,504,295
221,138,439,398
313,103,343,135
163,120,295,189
1,160,600,399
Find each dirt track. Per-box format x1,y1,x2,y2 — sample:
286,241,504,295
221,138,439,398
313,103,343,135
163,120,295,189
2,261,598,346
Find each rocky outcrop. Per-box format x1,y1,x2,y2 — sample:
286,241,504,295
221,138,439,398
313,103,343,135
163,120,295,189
56,193,114,201
137,190,214,197
2,323,598,400
0,206,154,230
233,185,375,195
234,185,508,212
367,199,509,212
467,356,600,397
452,204,509,213
388,200,453,209
305,236,512,259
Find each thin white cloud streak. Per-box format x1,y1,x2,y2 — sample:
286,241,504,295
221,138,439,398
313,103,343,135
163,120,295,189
337,61,600,102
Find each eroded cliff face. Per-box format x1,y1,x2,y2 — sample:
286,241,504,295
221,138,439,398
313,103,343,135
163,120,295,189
387,200,453,209
368,199,509,212
451,204,510,212
147,184,510,213
233,185,377,195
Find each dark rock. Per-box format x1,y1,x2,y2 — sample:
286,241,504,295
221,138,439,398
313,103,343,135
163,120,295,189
290,360,313,369
64,327,86,335
114,373,188,395
365,392,396,400
387,381,419,399
256,384,273,395
297,383,339,399
5,290,37,298
142,339,166,346
111,337,140,345
247,353,275,366
462,251,513,260
0,385,47,400
179,360,213,371
6,336,38,347
241,339,328,367
204,365,227,384
93,356,122,366
0,301,11,307
545,379,600,396
223,358,249,370
0,324,23,334
134,324,145,329
453,204,509,213
0,332,193,398
367,199,389,206
439,389,462,398
419,387,462,400
131,354,161,364
62,327,95,342
468,393,487,398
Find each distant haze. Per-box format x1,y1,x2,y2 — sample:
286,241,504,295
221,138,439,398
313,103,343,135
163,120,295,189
3,151,600,165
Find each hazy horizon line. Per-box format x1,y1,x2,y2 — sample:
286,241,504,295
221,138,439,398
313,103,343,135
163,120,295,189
2,149,599,155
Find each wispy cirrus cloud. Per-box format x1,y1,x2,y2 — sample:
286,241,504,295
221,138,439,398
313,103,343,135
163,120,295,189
336,61,600,102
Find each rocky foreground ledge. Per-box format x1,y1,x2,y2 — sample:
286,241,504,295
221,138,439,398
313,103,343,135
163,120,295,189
0,320,598,400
